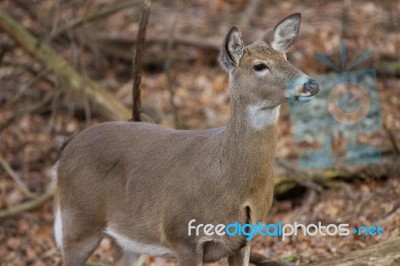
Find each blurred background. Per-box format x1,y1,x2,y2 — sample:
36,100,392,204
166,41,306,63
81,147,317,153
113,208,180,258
0,0,399,265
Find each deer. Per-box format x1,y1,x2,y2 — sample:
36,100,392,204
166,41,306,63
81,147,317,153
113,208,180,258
53,13,319,266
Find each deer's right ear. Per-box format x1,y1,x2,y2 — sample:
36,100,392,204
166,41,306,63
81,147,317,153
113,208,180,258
219,27,244,72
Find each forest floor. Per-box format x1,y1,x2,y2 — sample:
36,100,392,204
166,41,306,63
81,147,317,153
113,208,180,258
0,0,399,265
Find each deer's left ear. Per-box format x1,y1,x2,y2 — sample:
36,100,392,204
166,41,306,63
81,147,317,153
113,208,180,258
265,13,301,53
219,27,244,72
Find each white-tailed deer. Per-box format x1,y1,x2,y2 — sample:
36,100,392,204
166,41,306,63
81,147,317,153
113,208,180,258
54,13,319,266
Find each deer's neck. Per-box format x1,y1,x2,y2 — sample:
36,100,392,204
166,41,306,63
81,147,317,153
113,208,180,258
221,100,279,181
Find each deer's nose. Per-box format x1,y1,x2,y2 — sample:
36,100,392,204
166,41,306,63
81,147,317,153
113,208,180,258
303,79,319,96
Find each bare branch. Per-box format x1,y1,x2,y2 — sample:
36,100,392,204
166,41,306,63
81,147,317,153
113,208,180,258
0,154,37,199
131,0,151,121
0,186,55,220
50,0,138,39
0,11,131,121
0,91,54,132
164,18,181,129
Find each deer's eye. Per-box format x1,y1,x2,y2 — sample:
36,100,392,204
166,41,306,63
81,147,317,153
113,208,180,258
253,63,269,72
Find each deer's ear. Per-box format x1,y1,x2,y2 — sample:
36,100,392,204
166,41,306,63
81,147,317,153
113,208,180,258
219,27,244,72
266,13,301,53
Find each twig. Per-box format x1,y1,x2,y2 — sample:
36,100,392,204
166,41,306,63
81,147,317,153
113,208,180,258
0,154,37,199
164,18,181,129
295,189,319,222
341,0,352,39
13,0,50,30
383,122,400,156
376,201,400,225
50,0,138,39
339,181,358,200
4,61,53,106
0,186,55,220
13,70,51,103
1,58,50,81
49,0,62,40
131,0,151,121
0,91,54,132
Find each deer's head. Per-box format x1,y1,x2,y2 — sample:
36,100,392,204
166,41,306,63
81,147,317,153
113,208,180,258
219,13,319,128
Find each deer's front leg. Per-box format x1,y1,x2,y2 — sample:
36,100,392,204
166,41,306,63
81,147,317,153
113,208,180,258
228,244,250,266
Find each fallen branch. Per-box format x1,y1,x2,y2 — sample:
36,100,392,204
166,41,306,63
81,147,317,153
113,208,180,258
0,11,131,121
0,154,37,198
250,252,288,266
131,0,151,121
273,151,400,197
309,237,400,266
0,186,55,220
373,60,400,78
50,0,138,39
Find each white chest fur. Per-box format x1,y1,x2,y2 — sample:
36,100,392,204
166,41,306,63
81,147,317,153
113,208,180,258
247,104,280,130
